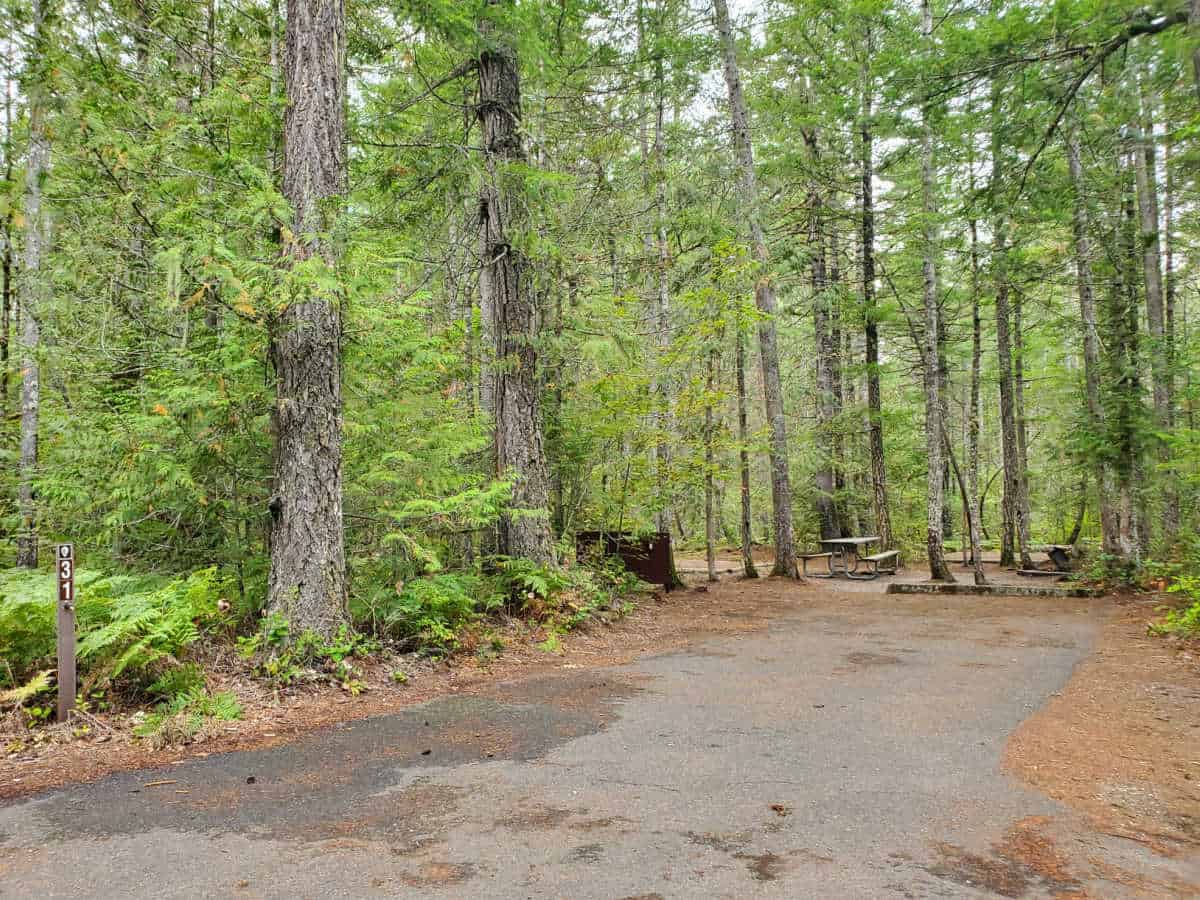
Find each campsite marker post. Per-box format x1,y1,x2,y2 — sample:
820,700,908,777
56,543,76,723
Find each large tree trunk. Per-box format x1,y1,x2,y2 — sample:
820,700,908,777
990,76,1032,572
714,0,798,577
638,0,674,537
919,0,953,582
1191,0,1200,101
1066,129,1121,558
811,195,839,540
16,0,53,569
266,0,350,635
1,47,12,426
477,0,555,566
860,39,891,549
735,322,758,578
1106,146,1142,560
1133,98,1176,540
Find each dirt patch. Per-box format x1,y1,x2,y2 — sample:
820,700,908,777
495,803,575,831
685,830,751,853
926,841,1034,897
999,817,1078,887
1004,595,1200,853
567,843,605,863
844,651,904,667
399,861,475,888
734,850,790,881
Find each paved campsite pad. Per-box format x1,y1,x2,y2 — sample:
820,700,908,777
2,580,1199,898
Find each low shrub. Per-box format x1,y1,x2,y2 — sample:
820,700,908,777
1149,575,1200,637
133,686,243,749
0,566,227,693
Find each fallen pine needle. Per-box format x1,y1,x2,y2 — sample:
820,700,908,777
143,780,177,787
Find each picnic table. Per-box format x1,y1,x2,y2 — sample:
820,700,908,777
798,536,900,580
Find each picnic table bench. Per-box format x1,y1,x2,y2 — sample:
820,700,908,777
811,536,897,580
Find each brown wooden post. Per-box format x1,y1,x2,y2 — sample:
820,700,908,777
56,543,76,723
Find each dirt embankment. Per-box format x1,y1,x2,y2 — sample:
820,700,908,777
1004,595,1200,855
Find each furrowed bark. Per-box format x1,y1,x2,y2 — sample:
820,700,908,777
1066,128,1120,557
811,194,839,540
735,321,758,578
919,0,953,582
1133,97,1176,540
714,0,798,577
266,0,350,635
989,69,1031,571
17,0,53,569
1,42,12,426
477,0,555,566
860,36,891,550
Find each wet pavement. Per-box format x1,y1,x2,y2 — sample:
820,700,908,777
2,583,1197,898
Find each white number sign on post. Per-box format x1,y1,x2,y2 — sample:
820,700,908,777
56,543,76,723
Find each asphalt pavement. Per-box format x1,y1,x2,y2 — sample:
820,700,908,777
2,584,1196,898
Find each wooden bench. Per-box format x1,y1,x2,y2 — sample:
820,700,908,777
798,551,833,577
862,550,899,576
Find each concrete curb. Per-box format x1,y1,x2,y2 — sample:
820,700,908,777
886,582,1102,599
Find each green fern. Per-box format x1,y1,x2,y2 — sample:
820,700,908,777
0,670,54,708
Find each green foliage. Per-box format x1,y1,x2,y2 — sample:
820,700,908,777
355,573,501,651
1149,576,1200,637
0,670,54,708
239,618,379,687
133,687,243,748
0,567,226,691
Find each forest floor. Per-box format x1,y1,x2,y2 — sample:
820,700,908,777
2,566,1199,897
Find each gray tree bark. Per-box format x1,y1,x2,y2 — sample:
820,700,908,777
1,42,13,426
919,0,953,582
17,0,53,569
735,321,758,578
705,345,718,583
811,196,839,540
966,133,985,584
989,75,1033,571
1133,98,1177,539
266,0,350,635
477,0,555,566
713,0,798,577
860,39,891,550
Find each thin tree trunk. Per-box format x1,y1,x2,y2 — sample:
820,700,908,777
705,346,717,583
860,37,891,549
714,0,797,577
942,427,985,584
736,321,758,578
17,0,53,569
1066,127,1121,558
968,145,984,576
477,0,555,565
1066,478,1087,546
1013,289,1033,565
919,0,953,582
829,223,846,535
266,0,350,634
